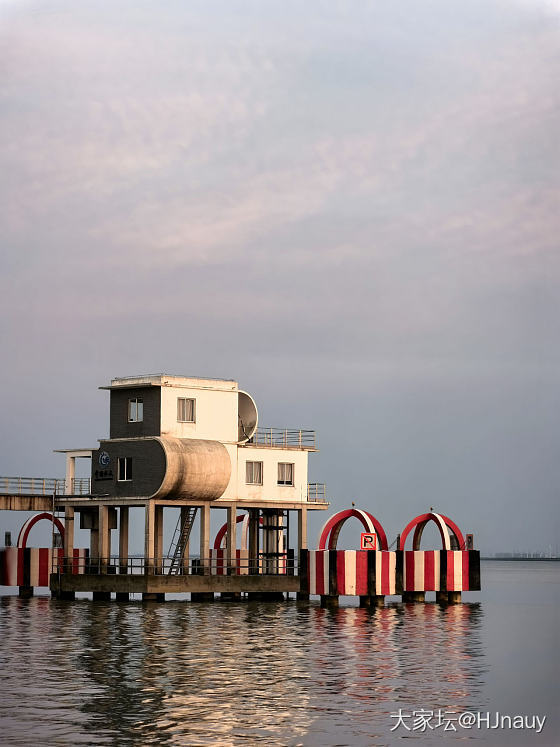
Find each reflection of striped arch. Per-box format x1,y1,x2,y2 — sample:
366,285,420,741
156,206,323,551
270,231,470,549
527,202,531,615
17,512,65,549
213,514,263,551
399,512,465,551
317,509,388,550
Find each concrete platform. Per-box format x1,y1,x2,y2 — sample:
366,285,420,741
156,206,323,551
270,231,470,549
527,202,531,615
50,573,302,596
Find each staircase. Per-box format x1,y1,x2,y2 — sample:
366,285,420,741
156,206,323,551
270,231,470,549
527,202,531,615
167,508,198,574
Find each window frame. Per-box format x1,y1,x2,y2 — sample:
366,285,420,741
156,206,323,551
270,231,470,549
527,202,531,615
277,462,294,486
246,461,263,486
128,398,143,423
117,457,132,482
177,397,196,423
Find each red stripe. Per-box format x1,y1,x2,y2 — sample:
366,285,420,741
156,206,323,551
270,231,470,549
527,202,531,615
316,551,325,595
17,549,24,586
356,551,368,595
38,548,48,586
446,551,455,590
424,551,435,591
336,551,346,595
405,551,415,592
382,552,391,594
461,551,469,590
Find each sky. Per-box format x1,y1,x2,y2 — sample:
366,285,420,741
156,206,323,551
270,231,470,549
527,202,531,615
1,0,559,555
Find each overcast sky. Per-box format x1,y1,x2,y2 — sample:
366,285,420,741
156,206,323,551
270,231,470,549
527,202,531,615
1,0,559,554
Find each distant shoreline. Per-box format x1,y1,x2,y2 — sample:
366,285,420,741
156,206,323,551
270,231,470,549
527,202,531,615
481,557,559,562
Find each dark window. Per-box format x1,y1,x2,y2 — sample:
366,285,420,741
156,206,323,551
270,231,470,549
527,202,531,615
128,398,143,422
246,461,263,485
177,398,196,422
118,457,132,481
277,462,294,486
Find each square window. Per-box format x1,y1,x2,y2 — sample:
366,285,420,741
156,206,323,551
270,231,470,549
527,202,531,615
246,461,263,485
177,398,196,423
118,457,132,481
278,462,294,486
128,398,143,422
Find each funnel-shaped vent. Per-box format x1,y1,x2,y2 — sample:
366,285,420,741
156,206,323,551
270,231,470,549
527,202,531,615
238,390,258,442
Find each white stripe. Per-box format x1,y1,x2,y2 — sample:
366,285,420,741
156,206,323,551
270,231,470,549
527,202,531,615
432,513,451,550
345,551,356,595
453,551,463,590
356,510,375,534
434,551,440,591
375,551,382,595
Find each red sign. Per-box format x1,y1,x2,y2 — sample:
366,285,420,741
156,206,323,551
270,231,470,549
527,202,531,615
360,533,377,550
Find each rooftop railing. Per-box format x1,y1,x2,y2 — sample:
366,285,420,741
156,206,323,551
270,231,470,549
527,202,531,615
307,483,328,502
247,428,317,449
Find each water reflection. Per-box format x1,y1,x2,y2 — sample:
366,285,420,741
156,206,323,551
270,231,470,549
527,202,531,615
0,597,486,746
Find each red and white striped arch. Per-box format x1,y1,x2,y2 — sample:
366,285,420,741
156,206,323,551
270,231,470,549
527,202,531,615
317,509,389,551
17,512,65,549
399,512,465,551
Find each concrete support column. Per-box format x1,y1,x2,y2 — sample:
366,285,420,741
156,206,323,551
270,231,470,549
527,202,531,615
64,506,75,574
248,509,259,575
119,507,129,574
436,591,448,604
226,504,237,574
447,591,462,604
320,595,339,608
155,505,164,574
298,507,308,550
180,507,190,575
90,509,99,570
65,455,76,495
98,505,111,574
116,507,130,600
402,591,426,603
199,503,211,575
359,595,385,608
144,502,156,575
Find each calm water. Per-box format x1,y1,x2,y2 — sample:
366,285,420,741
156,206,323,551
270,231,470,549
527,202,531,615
0,562,558,746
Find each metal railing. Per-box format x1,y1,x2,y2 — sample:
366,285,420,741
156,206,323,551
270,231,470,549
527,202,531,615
0,476,91,496
0,476,65,495
52,554,298,576
307,483,328,502
247,428,316,449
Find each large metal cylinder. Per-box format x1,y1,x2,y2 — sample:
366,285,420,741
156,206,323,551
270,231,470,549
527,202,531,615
153,437,231,500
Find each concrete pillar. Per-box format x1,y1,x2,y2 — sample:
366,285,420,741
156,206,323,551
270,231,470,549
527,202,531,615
98,505,111,574
64,506,75,574
226,504,237,574
298,507,308,550
180,507,190,575
65,455,76,495
402,591,426,603
447,591,462,604
144,502,156,575
199,503,211,575
436,591,448,604
248,509,259,574
155,505,164,574
320,595,339,608
359,595,385,608
119,507,129,574
18,586,33,598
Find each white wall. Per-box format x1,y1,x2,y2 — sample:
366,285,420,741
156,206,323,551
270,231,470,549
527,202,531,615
222,445,309,503
160,382,239,442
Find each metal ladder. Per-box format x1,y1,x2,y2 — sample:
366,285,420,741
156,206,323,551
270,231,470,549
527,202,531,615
167,508,198,574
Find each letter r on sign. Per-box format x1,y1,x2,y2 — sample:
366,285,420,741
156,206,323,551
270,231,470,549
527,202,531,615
361,533,377,550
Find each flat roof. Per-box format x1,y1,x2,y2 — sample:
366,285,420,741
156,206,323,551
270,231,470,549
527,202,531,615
100,374,238,391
